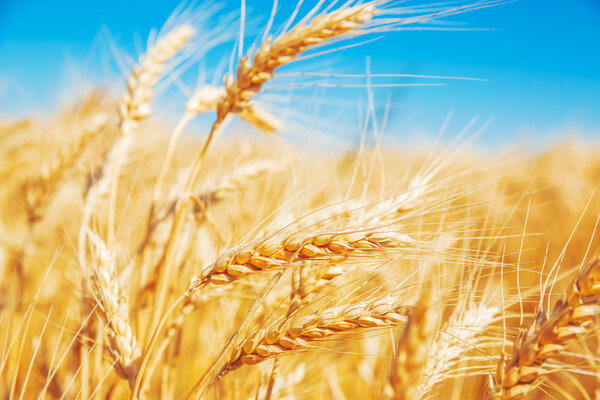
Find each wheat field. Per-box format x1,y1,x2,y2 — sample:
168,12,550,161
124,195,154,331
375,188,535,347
1,1,600,399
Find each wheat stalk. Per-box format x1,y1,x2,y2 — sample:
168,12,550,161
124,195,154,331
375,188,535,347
79,24,194,262
489,258,600,399
146,3,382,353
186,230,415,293
178,2,378,197
119,24,195,136
84,229,141,386
220,295,410,377
24,113,108,224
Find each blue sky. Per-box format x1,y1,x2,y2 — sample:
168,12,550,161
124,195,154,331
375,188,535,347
0,0,599,147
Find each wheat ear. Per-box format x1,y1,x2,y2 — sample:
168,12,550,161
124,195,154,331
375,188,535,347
180,2,377,195
149,3,380,346
388,283,438,400
79,24,194,261
211,3,374,133
421,303,499,397
118,24,195,135
84,229,141,386
220,295,410,377
186,230,415,293
24,114,107,224
489,258,600,399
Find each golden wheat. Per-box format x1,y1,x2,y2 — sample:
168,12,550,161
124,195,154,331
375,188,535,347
2,1,600,400
489,258,600,399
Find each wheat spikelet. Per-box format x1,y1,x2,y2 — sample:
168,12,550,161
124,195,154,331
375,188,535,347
388,283,438,400
420,303,500,397
221,295,410,376
80,24,194,261
24,113,108,224
489,258,600,399
186,230,415,293
196,1,375,138
84,228,141,386
119,24,195,136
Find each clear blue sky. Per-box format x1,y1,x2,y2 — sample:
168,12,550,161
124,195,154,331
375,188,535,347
0,0,599,147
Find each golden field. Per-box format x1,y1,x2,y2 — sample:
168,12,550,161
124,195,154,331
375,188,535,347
1,1,600,399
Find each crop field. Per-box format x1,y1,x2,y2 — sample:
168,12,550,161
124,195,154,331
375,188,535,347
1,1,599,399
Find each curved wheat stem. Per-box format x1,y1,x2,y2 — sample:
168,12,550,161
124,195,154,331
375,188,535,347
182,2,377,195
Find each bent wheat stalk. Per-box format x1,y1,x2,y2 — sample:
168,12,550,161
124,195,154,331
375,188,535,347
146,1,375,245
79,24,194,260
149,2,383,350
220,295,410,377
24,113,108,224
186,230,415,293
489,258,600,399
183,1,377,196
84,229,141,387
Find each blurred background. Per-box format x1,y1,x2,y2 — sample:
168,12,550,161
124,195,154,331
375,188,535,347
0,0,599,148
